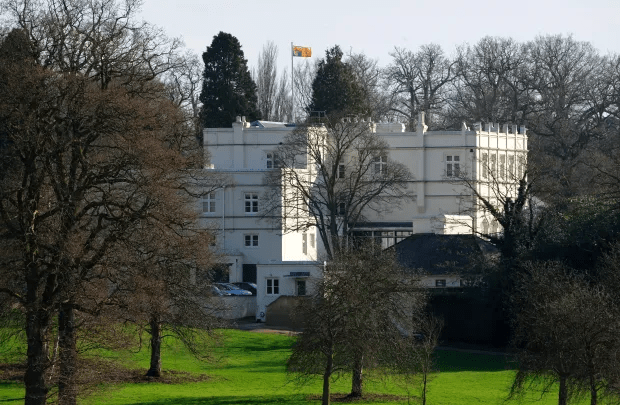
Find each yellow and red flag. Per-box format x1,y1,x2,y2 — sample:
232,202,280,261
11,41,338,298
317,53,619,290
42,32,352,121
292,46,312,58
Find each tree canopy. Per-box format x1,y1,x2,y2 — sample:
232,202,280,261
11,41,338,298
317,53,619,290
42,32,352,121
308,46,368,117
287,242,425,404
0,1,217,404
200,31,259,127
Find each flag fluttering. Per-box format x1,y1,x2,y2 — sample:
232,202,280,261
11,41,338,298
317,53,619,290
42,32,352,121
292,46,312,58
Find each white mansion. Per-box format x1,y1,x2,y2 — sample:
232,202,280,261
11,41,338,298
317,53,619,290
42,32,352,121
202,114,527,321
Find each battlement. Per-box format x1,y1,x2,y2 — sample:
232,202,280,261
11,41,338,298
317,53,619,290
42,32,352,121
372,112,527,137
473,122,527,135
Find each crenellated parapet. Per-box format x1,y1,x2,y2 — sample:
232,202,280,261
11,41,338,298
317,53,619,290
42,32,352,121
473,122,527,136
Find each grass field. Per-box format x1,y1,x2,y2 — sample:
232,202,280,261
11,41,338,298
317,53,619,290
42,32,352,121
0,328,579,404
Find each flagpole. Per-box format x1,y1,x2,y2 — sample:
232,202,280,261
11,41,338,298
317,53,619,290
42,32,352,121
291,42,295,123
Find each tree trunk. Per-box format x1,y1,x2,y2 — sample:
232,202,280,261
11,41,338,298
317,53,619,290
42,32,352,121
590,374,597,405
322,351,333,405
58,304,77,405
421,368,428,405
24,308,50,405
350,355,363,397
558,374,568,405
146,316,162,377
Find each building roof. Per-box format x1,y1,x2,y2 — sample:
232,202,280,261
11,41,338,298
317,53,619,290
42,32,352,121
250,120,295,128
392,233,497,275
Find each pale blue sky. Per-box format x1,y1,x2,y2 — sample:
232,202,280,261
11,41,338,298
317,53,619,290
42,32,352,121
140,0,620,72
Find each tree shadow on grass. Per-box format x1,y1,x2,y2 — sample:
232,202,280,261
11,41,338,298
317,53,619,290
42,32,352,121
435,349,512,372
131,393,405,405
131,395,309,405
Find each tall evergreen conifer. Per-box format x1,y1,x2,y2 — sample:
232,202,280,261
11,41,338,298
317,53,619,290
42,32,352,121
200,32,259,127
308,46,368,117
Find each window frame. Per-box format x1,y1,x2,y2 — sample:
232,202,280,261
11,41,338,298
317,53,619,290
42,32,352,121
499,154,506,179
337,202,346,216
517,154,525,179
302,232,307,255
266,278,279,295
372,155,387,175
446,155,460,178
481,153,488,180
266,152,278,169
244,234,259,248
337,164,346,179
244,192,259,214
202,192,216,214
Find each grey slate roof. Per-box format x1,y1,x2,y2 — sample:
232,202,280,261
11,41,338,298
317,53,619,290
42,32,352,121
392,233,497,275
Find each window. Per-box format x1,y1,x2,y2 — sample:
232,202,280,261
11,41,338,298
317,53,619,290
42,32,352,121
309,233,315,248
244,234,258,247
266,278,279,295
435,279,447,288
446,155,460,177
244,193,258,214
481,153,488,180
202,192,216,213
373,155,386,175
508,155,515,178
499,154,506,179
266,152,278,169
490,154,497,176
337,164,346,179
302,233,307,255
338,202,346,216
297,280,306,296
482,218,489,234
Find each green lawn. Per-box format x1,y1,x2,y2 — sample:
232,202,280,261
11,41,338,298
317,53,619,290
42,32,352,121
0,329,582,404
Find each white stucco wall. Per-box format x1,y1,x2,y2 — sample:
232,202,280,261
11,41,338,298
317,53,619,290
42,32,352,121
255,262,322,322
202,119,316,271
201,116,527,295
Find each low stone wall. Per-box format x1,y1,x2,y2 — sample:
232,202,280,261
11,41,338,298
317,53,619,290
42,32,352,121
266,296,308,329
214,296,257,319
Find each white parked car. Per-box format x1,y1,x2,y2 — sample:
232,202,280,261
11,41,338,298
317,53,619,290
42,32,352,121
214,283,252,296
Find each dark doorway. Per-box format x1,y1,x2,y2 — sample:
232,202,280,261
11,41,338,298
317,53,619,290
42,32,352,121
242,264,257,283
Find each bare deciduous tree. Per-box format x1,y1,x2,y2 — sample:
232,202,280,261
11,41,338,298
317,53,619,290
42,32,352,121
384,44,456,130
255,41,278,120
109,219,224,378
510,261,620,405
287,242,424,404
0,1,216,404
254,41,292,122
347,50,392,121
524,34,608,198
392,313,443,405
263,115,411,260
449,37,529,126
272,67,292,122
293,58,318,120
163,50,204,142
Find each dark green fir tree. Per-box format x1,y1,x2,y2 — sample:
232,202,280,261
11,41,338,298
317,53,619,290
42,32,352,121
308,45,368,117
200,32,259,127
